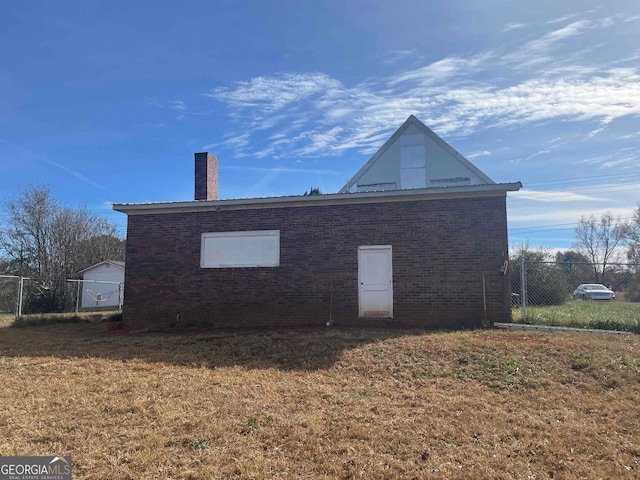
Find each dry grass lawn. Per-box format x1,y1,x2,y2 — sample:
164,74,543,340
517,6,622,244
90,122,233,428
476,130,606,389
0,322,638,479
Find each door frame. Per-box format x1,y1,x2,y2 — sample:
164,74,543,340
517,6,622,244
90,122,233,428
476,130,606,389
357,245,393,319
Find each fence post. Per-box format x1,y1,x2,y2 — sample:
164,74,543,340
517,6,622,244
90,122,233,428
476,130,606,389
17,277,24,318
75,281,81,314
482,273,488,327
521,258,527,321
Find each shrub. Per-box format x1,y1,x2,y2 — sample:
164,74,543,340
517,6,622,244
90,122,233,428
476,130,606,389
11,314,89,328
626,277,640,303
104,312,123,322
510,246,572,306
22,290,64,314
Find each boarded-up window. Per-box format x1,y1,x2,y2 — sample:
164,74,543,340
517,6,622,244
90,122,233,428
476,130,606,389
201,230,280,268
357,182,397,192
430,177,471,187
400,133,426,189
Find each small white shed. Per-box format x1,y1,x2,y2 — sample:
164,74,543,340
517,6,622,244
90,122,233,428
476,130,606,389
78,260,125,309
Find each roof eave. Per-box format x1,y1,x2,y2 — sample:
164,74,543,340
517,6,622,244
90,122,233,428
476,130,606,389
113,182,522,215
77,260,126,274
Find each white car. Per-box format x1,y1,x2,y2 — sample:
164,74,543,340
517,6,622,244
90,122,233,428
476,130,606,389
573,284,615,301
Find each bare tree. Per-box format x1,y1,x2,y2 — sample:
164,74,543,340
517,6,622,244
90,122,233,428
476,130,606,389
574,212,630,283
627,204,640,268
75,234,125,270
0,186,124,308
0,185,56,278
625,205,640,301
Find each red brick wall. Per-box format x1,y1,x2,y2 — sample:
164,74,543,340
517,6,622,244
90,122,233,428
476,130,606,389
122,195,511,330
194,152,218,201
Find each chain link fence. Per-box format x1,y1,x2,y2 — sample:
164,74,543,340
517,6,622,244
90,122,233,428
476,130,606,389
0,275,20,319
510,260,640,331
0,277,123,320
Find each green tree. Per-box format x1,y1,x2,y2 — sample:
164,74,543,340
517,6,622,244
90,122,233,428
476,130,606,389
626,204,640,302
510,244,572,306
555,250,593,284
303,187,322,195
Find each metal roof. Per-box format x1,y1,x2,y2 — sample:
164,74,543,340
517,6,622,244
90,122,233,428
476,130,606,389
113,182,522,215
77,260,125,274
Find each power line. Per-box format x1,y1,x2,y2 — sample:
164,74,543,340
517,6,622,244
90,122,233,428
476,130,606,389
522,171,640,188
508,216,638,238
510,183,640,201
509,228,576,236
509,217,636,232
510,222,576,231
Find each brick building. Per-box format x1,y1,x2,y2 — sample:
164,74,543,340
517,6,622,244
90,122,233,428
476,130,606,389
114,116,520,331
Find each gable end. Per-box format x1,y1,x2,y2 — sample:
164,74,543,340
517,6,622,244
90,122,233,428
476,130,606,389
340,115,494,193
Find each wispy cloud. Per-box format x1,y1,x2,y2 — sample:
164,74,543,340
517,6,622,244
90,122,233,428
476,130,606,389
598,16,616,28
547,13,581,25
505,20,592,67
509,181,640,239
293,126,345,156
380,49,417,65
600,156,639,169
503,22,526,32
196,18,639,162
511,189,603,203
0,138,106,190
203,73,343,115
44,160,106,190
509,206,635,224
202,65,640,158
618,132,640,140
202,132,251,151
579,148,640,169
223,166,340,175
537,20,592,45
390,52,492,86
467,150,491,159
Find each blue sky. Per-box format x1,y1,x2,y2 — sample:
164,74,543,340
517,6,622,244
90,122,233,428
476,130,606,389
1,0,639,251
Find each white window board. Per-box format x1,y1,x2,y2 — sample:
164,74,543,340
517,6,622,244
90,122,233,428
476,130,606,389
357,182,397,192
201,230,280,268
400,144,426,168
401,167,427,189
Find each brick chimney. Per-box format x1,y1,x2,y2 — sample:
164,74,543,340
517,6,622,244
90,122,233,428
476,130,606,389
194,152,218,201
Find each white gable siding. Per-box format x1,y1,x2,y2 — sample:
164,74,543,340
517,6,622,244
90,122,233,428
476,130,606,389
342,116,493,193
351,137,401,192
424,133,480,186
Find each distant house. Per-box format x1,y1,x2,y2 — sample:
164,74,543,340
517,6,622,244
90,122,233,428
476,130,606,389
114,115,520,331
78,260,125,309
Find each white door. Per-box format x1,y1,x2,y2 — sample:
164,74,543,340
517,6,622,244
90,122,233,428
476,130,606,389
358,246,393,318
